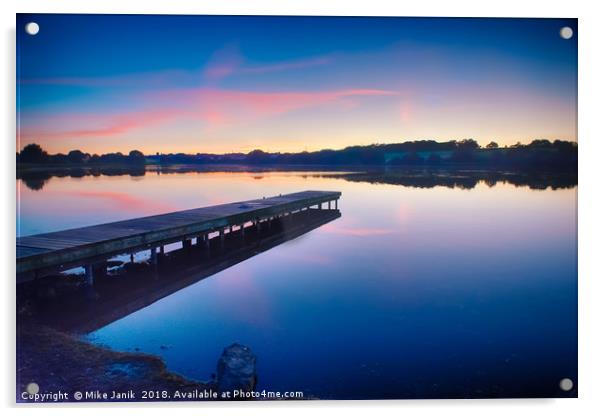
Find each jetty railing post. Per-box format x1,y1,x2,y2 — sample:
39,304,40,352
335,199,338,209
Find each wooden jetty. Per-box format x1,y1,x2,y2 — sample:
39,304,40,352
31,208,341,333
16,190,341,284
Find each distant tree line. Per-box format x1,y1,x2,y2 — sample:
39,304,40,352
149,139,577,170
17,139,577,171
17,144,146,165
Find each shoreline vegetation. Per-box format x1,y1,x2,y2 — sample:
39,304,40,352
17,139,577,171
17,320,209,402
17,319,258,402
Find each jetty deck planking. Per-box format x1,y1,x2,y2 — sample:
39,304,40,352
17,190,341,280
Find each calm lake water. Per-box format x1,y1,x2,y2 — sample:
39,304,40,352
17,169,577,398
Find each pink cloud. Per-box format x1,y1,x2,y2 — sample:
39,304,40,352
202,45,332,83
20,109,187,140
19,87,397,141
168,87,398,124
202,45,244,82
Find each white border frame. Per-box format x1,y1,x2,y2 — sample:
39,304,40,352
2,1,600,415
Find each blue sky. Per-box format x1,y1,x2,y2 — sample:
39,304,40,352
17,14,577,154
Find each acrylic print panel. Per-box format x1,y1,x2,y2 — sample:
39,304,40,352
16,14,577,402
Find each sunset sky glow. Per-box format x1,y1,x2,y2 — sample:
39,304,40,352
17,15,577,154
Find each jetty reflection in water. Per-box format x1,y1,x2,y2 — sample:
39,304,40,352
28,208,341,333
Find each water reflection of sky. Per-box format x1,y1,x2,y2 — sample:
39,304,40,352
17,171,577,398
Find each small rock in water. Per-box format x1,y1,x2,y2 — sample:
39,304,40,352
216,343,257,394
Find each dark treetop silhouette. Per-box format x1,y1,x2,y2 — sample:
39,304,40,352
17,139,577,171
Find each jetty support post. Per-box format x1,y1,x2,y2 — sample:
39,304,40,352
150,247,158,265
150,246,159,277
84,264,94,286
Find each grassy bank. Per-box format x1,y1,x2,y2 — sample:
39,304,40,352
17,319,211,402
